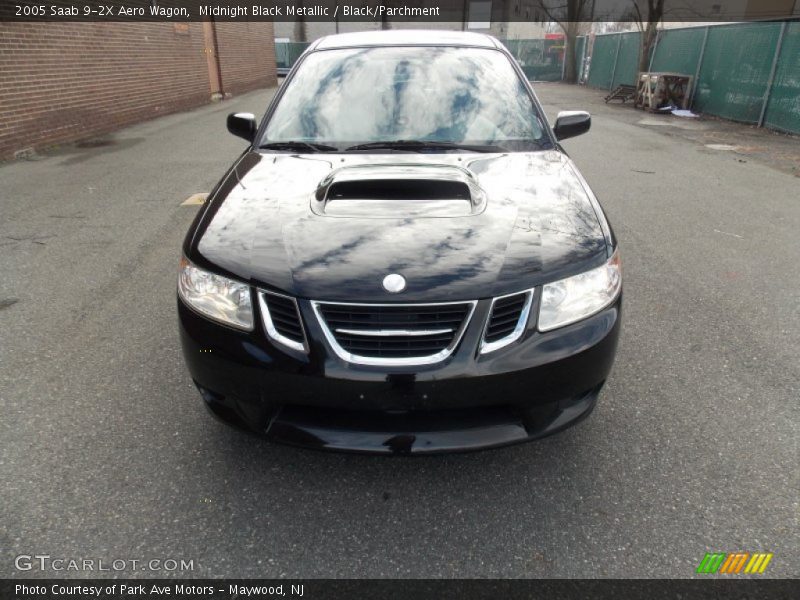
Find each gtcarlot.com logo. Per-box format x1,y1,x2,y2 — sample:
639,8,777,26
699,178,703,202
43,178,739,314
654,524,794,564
14,554,195,572
696,552,773,574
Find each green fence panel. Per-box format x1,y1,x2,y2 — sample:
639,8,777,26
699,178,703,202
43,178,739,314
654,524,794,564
587,35,619,89
650,26,706,76
764,21,800,134
611,31,642,88
694,22,783,124
501,39,565,81
581,22,799,133
275,42,310,71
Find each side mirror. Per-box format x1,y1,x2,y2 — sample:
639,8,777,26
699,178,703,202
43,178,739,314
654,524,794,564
227,112,257,142
553,111,591,141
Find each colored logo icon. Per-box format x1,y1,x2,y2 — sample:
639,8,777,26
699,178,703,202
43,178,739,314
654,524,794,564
696,552,773,574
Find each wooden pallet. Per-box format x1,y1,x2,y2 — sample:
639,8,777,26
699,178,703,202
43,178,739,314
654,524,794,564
634,72,693,111
604,84,637,103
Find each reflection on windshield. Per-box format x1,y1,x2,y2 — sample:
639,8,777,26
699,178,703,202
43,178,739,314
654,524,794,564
264,46,549,151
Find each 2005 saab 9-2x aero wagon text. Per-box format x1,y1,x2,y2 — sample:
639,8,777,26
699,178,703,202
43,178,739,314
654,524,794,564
177,31,622,454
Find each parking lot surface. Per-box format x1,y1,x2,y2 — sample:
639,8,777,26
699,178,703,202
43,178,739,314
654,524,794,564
1,83,797,578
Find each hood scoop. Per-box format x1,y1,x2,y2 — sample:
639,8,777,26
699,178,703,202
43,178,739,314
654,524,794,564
312,164,486,218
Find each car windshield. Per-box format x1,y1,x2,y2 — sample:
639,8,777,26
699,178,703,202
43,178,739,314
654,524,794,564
262,46,551,152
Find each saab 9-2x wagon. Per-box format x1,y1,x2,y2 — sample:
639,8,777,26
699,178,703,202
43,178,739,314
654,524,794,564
177,31,622,454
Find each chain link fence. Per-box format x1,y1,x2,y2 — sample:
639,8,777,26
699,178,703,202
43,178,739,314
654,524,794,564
579,20,800,134
499,38,565,81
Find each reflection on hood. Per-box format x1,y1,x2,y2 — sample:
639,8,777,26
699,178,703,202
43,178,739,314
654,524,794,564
196,151,608,302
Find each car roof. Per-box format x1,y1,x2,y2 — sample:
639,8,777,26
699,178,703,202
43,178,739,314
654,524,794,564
313,30,500,51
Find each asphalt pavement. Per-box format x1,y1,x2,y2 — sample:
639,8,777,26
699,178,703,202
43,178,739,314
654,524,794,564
1,83,797,578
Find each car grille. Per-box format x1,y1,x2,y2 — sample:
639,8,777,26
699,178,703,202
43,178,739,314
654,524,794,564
485,293,528,342
258,291,307,353
480,291,533,354
312,301,476,366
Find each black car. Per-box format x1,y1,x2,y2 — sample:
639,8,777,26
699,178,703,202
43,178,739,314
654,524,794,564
178,30,621,454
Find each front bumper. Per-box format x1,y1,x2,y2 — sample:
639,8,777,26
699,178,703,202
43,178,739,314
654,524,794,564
178,294,621,454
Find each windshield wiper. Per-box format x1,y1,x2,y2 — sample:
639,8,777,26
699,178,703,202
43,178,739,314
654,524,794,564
259,141,339,152
344,140,508,153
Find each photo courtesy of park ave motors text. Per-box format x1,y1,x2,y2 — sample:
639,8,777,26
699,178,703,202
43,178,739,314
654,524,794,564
1,0,798,592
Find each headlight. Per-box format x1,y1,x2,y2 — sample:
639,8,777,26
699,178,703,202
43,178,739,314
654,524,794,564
178,258,253,330
538,250,621,332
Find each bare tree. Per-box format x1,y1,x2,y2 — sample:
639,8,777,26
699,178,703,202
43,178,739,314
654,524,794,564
533,0,594,83
629,0,666,73
293,0,308,42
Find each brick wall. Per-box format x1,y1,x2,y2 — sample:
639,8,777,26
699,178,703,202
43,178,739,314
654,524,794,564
0,22,277,160
215,22,278,95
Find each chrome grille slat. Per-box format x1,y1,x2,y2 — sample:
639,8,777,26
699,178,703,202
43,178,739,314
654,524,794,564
334,327,455,337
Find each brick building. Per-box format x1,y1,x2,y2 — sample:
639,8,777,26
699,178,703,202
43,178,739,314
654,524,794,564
0,22,277,160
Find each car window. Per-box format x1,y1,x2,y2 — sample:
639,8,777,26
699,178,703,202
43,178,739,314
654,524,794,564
263,46,550,151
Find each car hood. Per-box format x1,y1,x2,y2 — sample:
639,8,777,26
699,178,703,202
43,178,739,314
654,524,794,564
192,151,609,302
